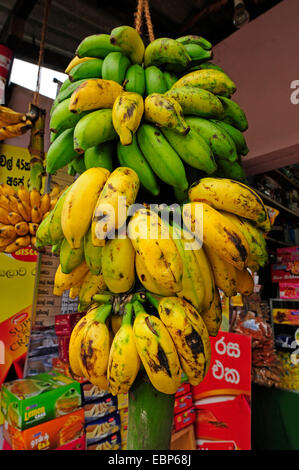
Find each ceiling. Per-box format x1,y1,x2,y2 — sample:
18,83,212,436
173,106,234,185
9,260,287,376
0,0,282,73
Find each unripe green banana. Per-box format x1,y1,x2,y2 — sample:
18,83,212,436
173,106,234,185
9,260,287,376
161,127,217,173
48,186,72,245
212,120,249,156
124,64,145,96
117,135,160,196
84,141,114,171
49,98,89,134
59,77,72,92
185,116,238,163
60,237,84,274
69,58,103,82
73,109,117,153
46,128,78,174
217,96,248,131
144,37,191,73
84,226,103,275
216,159,248,183
176,35,212,51
71,155,86,175
183,43,212,64
144,66,168,96
68,161,77,177
102,51,131,84
35,212,52,248
166,86,224,119
137,123,188,191
163,71,178,90
76,34,122,58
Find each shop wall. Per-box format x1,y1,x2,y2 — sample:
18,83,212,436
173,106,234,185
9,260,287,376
213,0,299,175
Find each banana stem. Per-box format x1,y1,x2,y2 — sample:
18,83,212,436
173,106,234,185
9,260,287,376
132,300,147,317
94,303,112,322
122,302,133,326
145,291,159,310
92,293,113,303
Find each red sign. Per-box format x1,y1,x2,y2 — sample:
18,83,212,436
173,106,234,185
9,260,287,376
11,246,38,262
192,331,251,450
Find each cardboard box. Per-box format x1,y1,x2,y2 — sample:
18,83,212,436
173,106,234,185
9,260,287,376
55,313,83,336
87,431,121,450
173,407,195,432
174,393,193,416
1,371,82,430
85,411,120,444
2,434,86,451
279,282,299,299
84,395,118,422
3,408,84,450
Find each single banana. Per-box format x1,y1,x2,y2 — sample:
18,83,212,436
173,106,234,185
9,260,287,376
236,268,254,295
212,120,249,156
217,96,248,131
101,235,135,294
14,221,28,237
48,185,72,245
76,34,122,58
84,226,103,274
112,91,144,146
110,26,145,64
144,37,191,73
35,212,52,248
39,193,51,216
124,64,145,96
117,135,160,196
65,56,95,74
192,246,215,312
161,127,217,173
0,224,16,240
101,52,131,85
0,207,10,225
7,211,22,225
0,120,32,140
144,93,190,135
14,235,31,248
0,183,16,197
144,66,168,96
84,141,114,171
133,300,182,395
46,128,78,174
185,116,238,163
71,155,86,175
107,302,140,395
73,109,118,153
163,71,178,90
172,69,236,97
165,86,224,119
60,237,84,274
154,295,211,386
16,184,31,207
53,261,89,296
183,43,212,64
215,158,248,184
49,98,90,134
188,177,270,229
69,58,103,82
92,167,139,245
135,252,174,296
176,35,212,50
137,123,188,191
69,78,123,114
204,245,238,297
62,167,110,248
128,207,183,294
78,271,107,312
201,286,222,337
183,201,249,270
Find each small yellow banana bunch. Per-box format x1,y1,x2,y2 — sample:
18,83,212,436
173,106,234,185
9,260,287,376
0,182,61,253
0,105,32,141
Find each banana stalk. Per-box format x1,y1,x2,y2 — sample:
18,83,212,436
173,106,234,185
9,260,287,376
27,104,46,192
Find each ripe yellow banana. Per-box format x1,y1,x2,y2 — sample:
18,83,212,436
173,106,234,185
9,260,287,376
0,106,27,125
107,302,140,395
62,167,110,249
65,55,94,74
0,120,32,139
156,296,211,386
60,237,85,274
201,286,222,337
144,93,190,135
135,252,174,296
7,211,22,225
183,202,250,270
69,79,123,114
92,167,139,246
0,183,16,197
133,300,182,395
112,91,144,146
110,26,145,64
83,226,103,274
192,246,215,312
102,235,135,293
29,188,41,209
0,207,10,225
78,271,107,312
189,177,270,231
40,193,51,216
14,221,29,237
236,268,254,296
128,207,183,294
204,245,238,297
53,261,89,296
0,224,16,240
79,303,112,384
171,68,236,97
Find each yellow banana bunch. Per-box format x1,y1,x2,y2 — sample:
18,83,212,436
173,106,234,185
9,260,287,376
132,300,182,395
107,302,140,395
61,167,110,249
53,261,89,296
101,235,135,293
112,91,144,145
204,245,238,297
156,296,211,386
135,252,174,296
144,93,190,135
78,271,107,311
201,287,222,337
69,79,123,113
128,207,183,294
92,167,139,246
0,119,32,140
0,106,27,126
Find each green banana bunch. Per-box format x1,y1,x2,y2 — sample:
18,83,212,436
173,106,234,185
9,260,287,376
166,86,224,119
60,237,84,274
163,71,178,90
216,158,248,183
124,64,145,95
176,35,212,50
107,302,141,395
46,129,78,174
137,123,188,191
144,66,168,95
84,141,114,171
212,120,249,156
35,212,52,248
162,127,217,173
117,135,160,196
76,33,122,58
132,300,182,395
68,58,103,82
83,226,103,275
144,37,191,73
183,43,212,65
48,185,72,245
110,25,145,64
185,116,238,163
217,96,248,131
102,51,131,84
73,109,117,153
49,98,89,135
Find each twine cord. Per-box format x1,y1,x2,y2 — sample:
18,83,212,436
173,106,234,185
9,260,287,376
134,0,155,42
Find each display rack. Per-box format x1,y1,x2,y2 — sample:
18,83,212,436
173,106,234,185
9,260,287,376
170,425,196,451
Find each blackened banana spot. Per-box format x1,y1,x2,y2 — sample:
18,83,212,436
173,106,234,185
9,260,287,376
157,343,172,378
164,308,171,316
185,327,204,358
223,227,247,261
124,104,136,120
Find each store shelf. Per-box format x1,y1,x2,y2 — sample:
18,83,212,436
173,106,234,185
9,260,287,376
170,425,196,451
265,236,293,247
269,169,299,192
254,188,299,220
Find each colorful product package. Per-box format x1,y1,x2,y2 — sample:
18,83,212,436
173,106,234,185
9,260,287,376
119,407,128,425
84,395,118,422
85,411,121,444
279,282,299,299
174,393,193,416
271,263,299,282
81,382,109,403
0,371,82,430
276,246,299,263
87,431,121,451
2,434,86,451
173,407,195,432
51,357,86,384
175,382,191,398
3,408,85,450
54,313,83,336
117,393,128,410
57,336,70,363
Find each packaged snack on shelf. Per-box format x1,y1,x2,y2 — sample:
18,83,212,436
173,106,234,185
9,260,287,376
119,407,128,425
276,246,299,263
54,313,83,336
81,382,109,403
51,357,86,384
84,395,118,422
271,263,299,282
117,393,128,410
174,393,193,416
120,422,128,443
279,282,299,299
3,408,84,450
58,336,70,363
173,407,195,432
87,431,121,450
1,371,82,430
175,382,191,398
85,411,121,443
